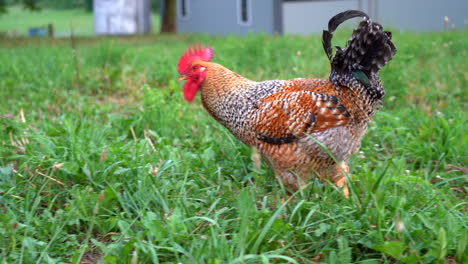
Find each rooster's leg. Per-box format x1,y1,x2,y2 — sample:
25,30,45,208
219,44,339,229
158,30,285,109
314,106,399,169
276,170,303,193
274,168,307,195
331,161,349,198
274,169,306,205
315,161,349,198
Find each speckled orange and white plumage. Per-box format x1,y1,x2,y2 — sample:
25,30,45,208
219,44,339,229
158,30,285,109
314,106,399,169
179,11,396,196
196,61,372,194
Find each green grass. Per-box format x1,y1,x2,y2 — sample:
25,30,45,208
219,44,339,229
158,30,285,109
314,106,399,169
0,6,160,36
1,27,467,263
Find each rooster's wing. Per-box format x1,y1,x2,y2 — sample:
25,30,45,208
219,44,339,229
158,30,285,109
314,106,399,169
251,90,351,145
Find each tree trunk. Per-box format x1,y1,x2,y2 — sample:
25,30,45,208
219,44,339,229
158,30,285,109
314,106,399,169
161,0,176,33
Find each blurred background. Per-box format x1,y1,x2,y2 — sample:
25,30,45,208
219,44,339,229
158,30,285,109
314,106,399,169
1,0,467,38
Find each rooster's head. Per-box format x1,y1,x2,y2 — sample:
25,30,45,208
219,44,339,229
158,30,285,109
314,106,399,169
177,44,214,102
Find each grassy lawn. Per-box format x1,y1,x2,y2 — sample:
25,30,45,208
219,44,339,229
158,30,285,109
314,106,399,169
0,6,160,36
0,18,467,264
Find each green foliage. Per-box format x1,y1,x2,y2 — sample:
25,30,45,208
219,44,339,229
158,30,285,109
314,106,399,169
39,0,93,10
1,0,158,11
151,0,160,12
0,0,41,13
0,7,161,36
0,25,467,263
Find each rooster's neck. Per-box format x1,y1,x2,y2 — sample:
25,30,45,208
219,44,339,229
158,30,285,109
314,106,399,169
201,62,254,93
198,62,255,122
200,62,254,101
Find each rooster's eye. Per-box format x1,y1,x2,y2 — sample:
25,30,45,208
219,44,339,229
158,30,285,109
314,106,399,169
192,65,198,70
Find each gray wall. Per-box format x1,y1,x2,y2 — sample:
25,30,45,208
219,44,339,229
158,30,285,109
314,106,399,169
283,0,468,35
175,0,468,35
176,0,281,35
363,0,468,32
283,0,360,35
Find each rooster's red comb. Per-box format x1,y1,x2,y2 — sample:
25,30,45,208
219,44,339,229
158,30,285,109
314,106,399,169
177,44,214,74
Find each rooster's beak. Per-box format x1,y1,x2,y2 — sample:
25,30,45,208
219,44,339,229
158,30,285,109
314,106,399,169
179,75,187,81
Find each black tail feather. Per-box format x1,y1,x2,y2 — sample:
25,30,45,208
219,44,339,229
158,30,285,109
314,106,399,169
342,21,396,77
322,10,368,60
323,10,396,100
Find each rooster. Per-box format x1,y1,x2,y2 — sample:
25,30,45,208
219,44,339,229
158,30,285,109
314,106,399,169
177,10,396,196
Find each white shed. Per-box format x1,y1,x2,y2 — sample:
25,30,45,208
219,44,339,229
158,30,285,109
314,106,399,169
94,0,152,35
